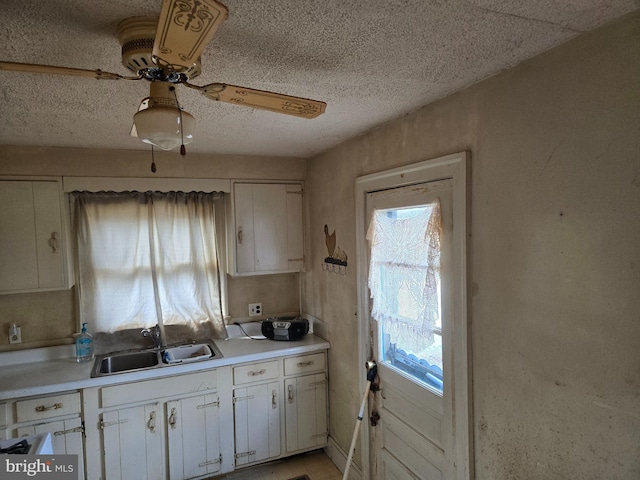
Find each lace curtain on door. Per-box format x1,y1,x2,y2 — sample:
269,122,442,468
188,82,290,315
367,199,441,353
75,191,226,337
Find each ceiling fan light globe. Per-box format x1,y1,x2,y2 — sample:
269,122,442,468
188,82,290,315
133,106,195,151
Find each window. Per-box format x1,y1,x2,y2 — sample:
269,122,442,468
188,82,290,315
367,199,444,393
74,191,226,337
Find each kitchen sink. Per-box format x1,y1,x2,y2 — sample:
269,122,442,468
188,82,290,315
97,350,159,374
91,342,222,378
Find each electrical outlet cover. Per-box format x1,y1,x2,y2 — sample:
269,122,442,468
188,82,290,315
9,325,22,344
249,303,262,316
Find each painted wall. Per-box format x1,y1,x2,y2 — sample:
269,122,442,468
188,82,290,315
303,11,640,479
0,147,306,350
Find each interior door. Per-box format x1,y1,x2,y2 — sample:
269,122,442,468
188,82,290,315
366,179,453,480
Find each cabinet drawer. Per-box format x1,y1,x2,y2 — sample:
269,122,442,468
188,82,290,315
101,370,217,408
233,360,279,385
284,352,326,376
16,392,81,423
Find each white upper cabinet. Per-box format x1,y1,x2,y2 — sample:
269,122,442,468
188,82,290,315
228,182,305,276
0,178,71,294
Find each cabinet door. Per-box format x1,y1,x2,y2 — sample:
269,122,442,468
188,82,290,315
232,182,304,275
234,183,256,273
101,404,165,480
33,181,65,288
233,382,281,467
167,394,222,480
252,184,289,272
285,373,328,453
0,181,39,291
0,180,66,293
16,417,85,478
285,184,304,271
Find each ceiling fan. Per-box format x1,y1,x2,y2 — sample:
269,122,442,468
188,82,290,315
0,0,327,153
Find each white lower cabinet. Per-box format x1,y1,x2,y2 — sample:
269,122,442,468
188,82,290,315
101,403,165,480
84,369,232,480
167,394,222,479
50,348,329,479
2,392,85,479
0,403,6,440
231,351,329,470
284,372,328,453
233,382,281,467
16,415,85,476
232,360,281,468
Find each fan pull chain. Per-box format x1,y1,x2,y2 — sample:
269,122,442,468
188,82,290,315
170,86,187,156
151,145,157,173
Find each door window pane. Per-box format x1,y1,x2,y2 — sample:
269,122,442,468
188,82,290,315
368,202,443,394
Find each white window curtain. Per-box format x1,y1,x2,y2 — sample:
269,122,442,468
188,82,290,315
366,199,441,353
74,191,226,338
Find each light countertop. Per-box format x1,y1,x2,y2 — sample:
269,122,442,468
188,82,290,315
0,334,330,401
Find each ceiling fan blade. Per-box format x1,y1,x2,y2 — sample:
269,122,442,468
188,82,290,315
153,0,228,71
187,82,327,119
0,61,141,80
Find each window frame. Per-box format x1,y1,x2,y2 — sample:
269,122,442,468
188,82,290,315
68,183,230,333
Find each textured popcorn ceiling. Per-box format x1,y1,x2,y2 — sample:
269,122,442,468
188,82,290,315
1,0,638,158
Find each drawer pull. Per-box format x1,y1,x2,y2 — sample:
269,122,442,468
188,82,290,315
48,232,59,253
54,426,83,436
272,389,277,409
248,369,266,376
147,411,156,433
288,384,294,403
297,361,314,368
35,403,62,413
169,408,177,429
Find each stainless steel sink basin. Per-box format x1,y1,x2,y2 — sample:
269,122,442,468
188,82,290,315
91,342,222,378
97,350,160,374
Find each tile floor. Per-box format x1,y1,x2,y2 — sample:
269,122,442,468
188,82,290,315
208,450,342,480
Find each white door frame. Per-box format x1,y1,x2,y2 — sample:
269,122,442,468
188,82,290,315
355,151,473,479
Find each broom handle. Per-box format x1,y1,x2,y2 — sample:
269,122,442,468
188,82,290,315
342,379,372,480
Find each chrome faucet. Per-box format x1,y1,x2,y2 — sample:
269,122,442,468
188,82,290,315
141,324,165,349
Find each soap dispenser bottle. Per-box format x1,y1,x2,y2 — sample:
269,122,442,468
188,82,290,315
76,322,94,363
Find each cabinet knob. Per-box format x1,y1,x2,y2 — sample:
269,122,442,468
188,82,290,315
237,227,243,245
48,232,59,253
169,407,177,429
272,389,278,409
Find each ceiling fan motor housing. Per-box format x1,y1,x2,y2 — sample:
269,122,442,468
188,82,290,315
117,16,201,81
